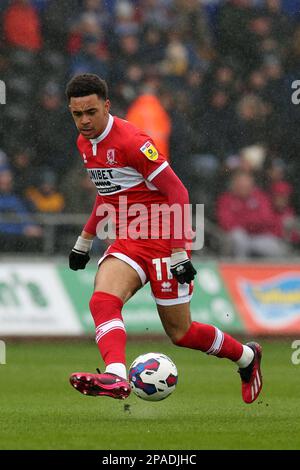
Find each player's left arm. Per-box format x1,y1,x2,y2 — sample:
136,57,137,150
151,166,197,284
126,133,196,284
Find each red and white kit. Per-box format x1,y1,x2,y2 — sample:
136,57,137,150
77,114,193,305
72,115,262,406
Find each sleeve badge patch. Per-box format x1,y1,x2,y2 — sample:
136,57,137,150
140,141,159,161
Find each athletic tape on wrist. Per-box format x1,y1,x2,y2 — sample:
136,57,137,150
74,236,93,253
170,251,188,266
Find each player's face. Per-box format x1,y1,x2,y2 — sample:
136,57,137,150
69,94,110,139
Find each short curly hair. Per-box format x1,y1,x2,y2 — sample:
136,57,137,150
66,74,108,101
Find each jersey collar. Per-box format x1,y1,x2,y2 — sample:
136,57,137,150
89,114,114,145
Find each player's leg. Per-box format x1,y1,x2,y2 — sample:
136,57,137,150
70,255,143,399
90,255,142,377
157,302,263,404
93,255,142,302
157,301,249,361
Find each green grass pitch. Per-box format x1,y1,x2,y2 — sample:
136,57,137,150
0,338,299,450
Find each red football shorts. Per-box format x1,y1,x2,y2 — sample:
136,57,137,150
98,238,193,306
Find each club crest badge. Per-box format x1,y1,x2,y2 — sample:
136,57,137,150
106,149,117,165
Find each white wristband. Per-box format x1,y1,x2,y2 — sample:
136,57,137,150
74,236,93,253
170,251,188,265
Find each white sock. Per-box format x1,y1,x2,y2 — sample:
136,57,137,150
105,363,127,380
236,345,254,368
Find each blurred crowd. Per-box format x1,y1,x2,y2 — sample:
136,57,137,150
0,0,300,256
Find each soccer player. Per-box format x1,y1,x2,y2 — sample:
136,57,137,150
66,74,262,404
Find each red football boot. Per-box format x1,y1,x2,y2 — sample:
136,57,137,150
70,369,131,400
238,342,263,404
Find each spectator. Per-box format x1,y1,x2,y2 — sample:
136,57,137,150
172,0,212,49
212,63,237,98
160,32,190,79
114,0,139,37
140,0,171,30
11,148,37,197
186,68,205,118
111,33,142,85
265,157,288,187
217,0,257,73
247,10,274,67
140,26,166,65
3,0,42,51
285,24,300,73
81,0,110,27
247,68,269,98
70,33,109,78
262,0,291,46
67,11,108,58
167,89,197,189
126,82,172,160
198,88,234,158
42,0,80,51
216,170,288,257
30,81,76,173
239,144,266,174
229,94,269,150
25,170,65,213
262,58,288,128
270,181,300,244
0,168,42,250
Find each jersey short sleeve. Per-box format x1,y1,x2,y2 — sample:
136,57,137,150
126,131,169,182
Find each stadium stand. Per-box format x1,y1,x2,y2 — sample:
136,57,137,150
0,0,300,255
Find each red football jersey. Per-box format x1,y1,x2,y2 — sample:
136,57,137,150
77,114,193,303
77,114,171,240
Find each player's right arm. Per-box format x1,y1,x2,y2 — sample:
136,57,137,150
69,194,104,271
70,137,105,271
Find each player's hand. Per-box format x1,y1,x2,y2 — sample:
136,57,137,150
69,236,93,271
170,250,196,284
69,249,90,270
